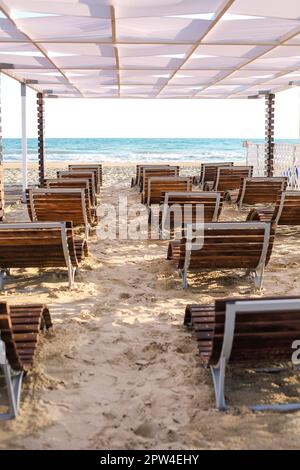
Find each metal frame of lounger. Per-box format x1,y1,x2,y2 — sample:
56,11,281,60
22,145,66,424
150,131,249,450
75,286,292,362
160,191,222,239
213,166,253,192
0,340,23,420
199,162,234,189
179,222,271,290
274,190,300,224
147,176,190,207
237,177,287,210
27,188,91,239
212,298,300,412
0,222,77,289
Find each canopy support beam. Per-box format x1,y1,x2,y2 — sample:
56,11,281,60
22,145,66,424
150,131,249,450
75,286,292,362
21,83,27,202
37,92,45,187
0,73,3,221
265,93,275,177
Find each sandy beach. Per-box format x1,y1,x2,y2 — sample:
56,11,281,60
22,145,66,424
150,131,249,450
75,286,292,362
1,162,300,450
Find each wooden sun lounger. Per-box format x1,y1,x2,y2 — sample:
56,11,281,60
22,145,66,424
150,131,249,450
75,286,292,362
57,171,96,206
167,221,275,289
0,222,88,289
131,165,170,188
247,191,300,225
0,302,52,420
160,191,223,239
226,177,288,208
26,188,97,239
204,166,253,192
68,164,102,192
146,177,192,206
184,296,300,411
198,162,234,189
141,166,179,195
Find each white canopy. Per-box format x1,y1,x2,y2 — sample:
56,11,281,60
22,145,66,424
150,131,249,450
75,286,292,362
0,0,300,98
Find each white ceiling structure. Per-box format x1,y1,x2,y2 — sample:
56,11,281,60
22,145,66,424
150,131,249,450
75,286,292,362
0,0,300,99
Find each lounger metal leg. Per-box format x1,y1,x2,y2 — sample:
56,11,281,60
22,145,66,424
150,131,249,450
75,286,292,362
180,269,188,289
210,360,300,412
0,271,4,290
210,357,228,411
250,366,300,412
67,266,76,289
252,269,263,290
0,363,24,420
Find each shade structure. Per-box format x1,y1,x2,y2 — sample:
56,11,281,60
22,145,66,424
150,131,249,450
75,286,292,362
0,0,298,99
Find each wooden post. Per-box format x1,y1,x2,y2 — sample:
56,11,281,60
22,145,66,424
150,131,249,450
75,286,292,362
265,93,275,177
0,74,3,221
37,92,45,187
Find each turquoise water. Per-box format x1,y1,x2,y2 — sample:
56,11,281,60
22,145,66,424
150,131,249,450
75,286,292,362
2,138,297,163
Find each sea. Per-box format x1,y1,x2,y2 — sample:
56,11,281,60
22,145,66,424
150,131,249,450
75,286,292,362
2,137,298,164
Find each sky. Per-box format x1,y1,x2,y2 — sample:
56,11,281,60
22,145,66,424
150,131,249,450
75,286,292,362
1,73,300,140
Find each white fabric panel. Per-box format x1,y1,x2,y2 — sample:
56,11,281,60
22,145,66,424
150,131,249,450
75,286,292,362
118,44,190,69
16,16,112,41
9,69,68,84
41,43,116,69
183,45,271,69
120,70,172,85
2,0,111,18
229,0,300,20
204,17,300,43
117,17,213,42
114,0,224,19
160,85,200,96
0,42,53,68
172,70,225,85
0,17,27,40
66,70,117,85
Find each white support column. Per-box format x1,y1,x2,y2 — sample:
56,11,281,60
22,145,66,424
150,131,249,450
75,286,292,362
21,82,27,202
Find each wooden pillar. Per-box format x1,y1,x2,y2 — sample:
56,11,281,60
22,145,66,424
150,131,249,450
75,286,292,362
0,74,3,221
265,93,275,177
37,92,45,187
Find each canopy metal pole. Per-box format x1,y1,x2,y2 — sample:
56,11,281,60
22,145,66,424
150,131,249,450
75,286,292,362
21,82,27,202
265,93,275,177
37,92,45,187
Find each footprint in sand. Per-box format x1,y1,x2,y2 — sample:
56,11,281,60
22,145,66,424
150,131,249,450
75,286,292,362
133,422,157,439
119,292,132,300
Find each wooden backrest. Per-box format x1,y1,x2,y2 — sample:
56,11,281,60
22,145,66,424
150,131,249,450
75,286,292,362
137,165,168,187
141,166,179,195
0,302,23,371
1,302,52,371
57,171,96,206
214,166,253,192
26,188,92,227
238,177,288,206
147,177,192,205
0,222,79,269
177,222,274,270
0,163,3,221
186,297,300,367
68,164,102,190
273,191,300,225
200,162,234,186
161,191,223,223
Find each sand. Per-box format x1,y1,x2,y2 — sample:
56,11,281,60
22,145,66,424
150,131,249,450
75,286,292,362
1,162,300,450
